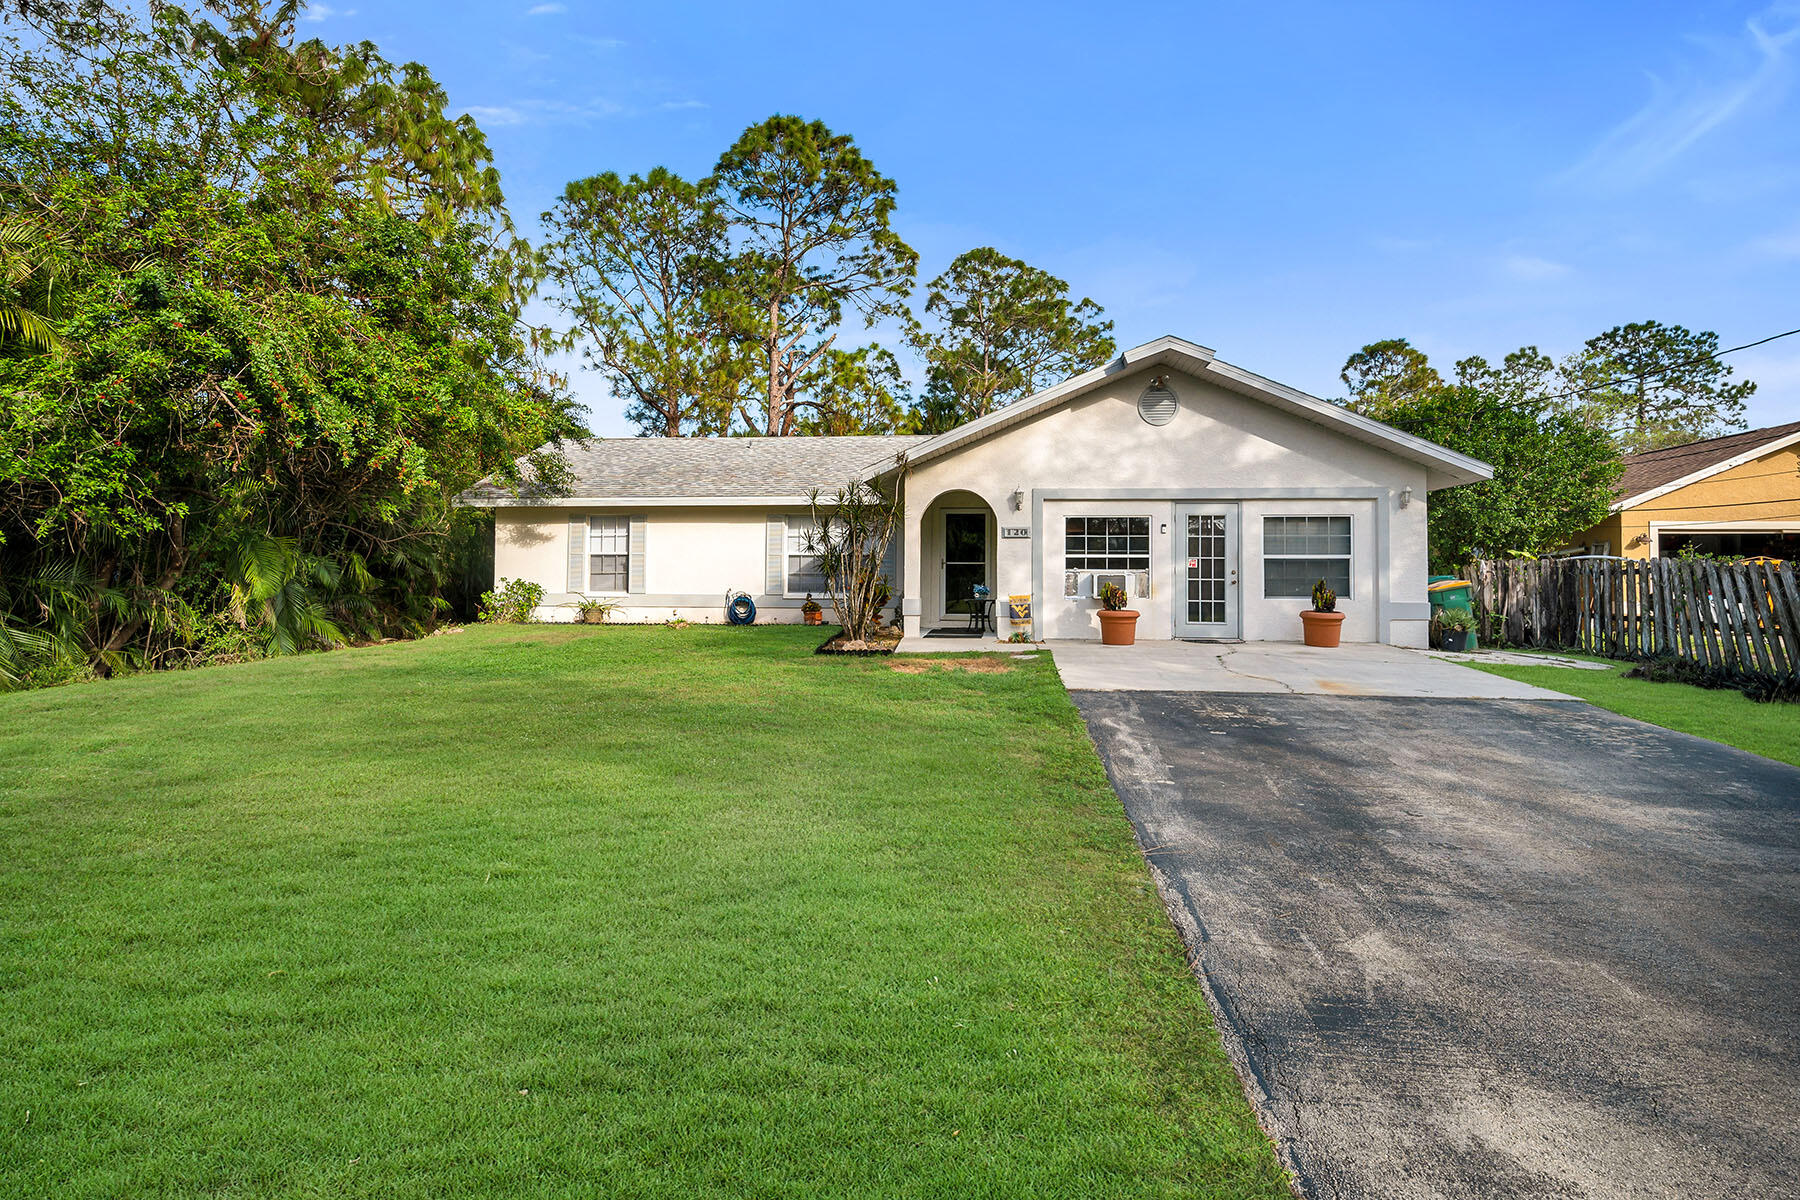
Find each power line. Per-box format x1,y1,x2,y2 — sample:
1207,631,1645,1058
1355,324,1800,410
1542,325,1800,404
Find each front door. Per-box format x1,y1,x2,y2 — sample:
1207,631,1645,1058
1173,503,1239,638
941,510,989,621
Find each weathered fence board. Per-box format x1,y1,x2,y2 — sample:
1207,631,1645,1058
1458,557,1798,680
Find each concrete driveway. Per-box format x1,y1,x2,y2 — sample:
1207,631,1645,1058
1049,639,1577,699
1073,691,1800,1199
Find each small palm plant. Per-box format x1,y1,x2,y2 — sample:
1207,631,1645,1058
0,216,68,356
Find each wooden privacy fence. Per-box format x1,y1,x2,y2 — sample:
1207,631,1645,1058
1459,557,1800,678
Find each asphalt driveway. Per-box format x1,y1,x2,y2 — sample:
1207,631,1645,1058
1072,692,1800,1199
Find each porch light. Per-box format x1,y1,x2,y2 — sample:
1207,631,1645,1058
1010,487,1024,512
1399,486,1413,509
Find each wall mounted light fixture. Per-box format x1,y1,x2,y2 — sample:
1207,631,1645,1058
1010,487,1024,512
1399,486,1414,509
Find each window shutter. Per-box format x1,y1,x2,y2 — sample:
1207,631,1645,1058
880,526,899,593
628,514,646,594
567,515,585,594
766,515,786,595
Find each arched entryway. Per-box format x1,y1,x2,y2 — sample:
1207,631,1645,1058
918,489,999,634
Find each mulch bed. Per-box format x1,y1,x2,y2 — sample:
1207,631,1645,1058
816,630,902,656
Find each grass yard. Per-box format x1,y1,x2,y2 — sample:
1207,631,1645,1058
1468,653,1800,768
0,625,1288,1199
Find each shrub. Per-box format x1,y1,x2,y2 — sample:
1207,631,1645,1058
477,578,543,623
1624,655,1799,704
1433,608,1475,634
1098,582,1129,611
1310,579,1337,612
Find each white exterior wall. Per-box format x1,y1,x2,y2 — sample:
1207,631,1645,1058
494,506,824,624
901,365,1433,645
489,362,1442,644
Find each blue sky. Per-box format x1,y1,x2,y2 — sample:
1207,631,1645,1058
306,0,1800,436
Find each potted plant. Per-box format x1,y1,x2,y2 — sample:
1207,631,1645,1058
1299,579,1346,647
801,594,824,626
1433,607,1477,653
574,597,616,625
1096,581,1139,646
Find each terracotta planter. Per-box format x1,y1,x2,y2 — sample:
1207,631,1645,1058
1097,608,1139,646
802,610,823,626
581,610,607,625
1300,609,1346,648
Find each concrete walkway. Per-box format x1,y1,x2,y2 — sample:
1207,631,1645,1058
1048,639,1575,699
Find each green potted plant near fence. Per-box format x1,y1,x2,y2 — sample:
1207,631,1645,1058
1097,581,1139,646
1433,606,1476,653
1300,579,1346,647
801,594,824,626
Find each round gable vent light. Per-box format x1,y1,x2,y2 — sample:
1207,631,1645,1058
1138,376,1177,426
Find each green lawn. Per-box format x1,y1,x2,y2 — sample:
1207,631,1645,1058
0,625,1287,1199
1468,653,1800,768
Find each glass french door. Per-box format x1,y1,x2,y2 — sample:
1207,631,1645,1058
941,510,989,619
1173,503,1239,638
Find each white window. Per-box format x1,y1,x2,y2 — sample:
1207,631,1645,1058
785,518,830,597
1263,515,1351,598
1064,516,1150,571
588,516,628,593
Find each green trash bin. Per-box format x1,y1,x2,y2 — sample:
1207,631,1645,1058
1427,579,1476,651
1428,578,1472,612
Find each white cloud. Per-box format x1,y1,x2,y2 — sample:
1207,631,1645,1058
463,105,526,127
300,2,355,20
456,97,631,127
576,35,626,50
1499,253,1572,282
527,3,566,13
1562,6,1800,188
658,99,708,111
1750,224,1800,257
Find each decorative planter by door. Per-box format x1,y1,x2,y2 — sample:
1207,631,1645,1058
1097,609,1140,646
1299,610,1346,648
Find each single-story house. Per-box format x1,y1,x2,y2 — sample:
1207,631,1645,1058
1562,420,1800,560
455,335,1493,646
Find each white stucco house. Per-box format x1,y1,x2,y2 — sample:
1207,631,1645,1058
456,336,1492,647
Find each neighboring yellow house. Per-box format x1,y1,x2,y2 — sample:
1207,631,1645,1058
1564,420,1800,560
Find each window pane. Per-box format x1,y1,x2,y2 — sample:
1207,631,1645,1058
1066,515,1150,572
1263,557,1351,599
787,555,827,595
590,554,626,593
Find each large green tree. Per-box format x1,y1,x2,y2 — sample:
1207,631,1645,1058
1338,338,1621,567
1563,320,1754,452
908,246,1114,432
790,345,914,436
707,116,917,436
539,168,742,437
1339,337,1442,419
0,0,575,685
1383,387,1621,568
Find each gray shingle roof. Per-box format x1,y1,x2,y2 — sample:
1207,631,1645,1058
457,435,930,505
1617,420,1800,503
